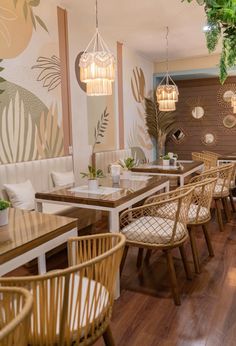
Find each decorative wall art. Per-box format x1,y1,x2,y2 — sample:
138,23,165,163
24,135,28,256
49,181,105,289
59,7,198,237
0,0,71,164
131,67,145,103
166,78,236,159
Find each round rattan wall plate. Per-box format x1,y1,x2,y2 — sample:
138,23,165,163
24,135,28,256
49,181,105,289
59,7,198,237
223,115,236,129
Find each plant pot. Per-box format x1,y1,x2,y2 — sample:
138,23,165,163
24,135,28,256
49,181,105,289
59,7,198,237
0,208,9,227
122,170,132,180
88,179,99,191
162,159,170,167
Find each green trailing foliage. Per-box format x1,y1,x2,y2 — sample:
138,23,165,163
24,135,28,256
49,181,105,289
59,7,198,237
80,166,105,180
0,200,10,211
183,0,236,84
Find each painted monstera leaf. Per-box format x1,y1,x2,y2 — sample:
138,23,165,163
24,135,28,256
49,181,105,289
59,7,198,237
36,105,64,158
0,91,38,163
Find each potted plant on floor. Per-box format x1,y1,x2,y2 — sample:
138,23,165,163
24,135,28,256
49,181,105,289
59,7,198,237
119,157,136,179
0,200,10,227
162,154,170,167
80,166,105,191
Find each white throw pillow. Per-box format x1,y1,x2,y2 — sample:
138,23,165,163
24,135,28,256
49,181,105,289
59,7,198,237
4,180,35,210
51,171,75,187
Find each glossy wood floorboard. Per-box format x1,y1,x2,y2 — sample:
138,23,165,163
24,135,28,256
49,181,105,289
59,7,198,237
7,209,236,346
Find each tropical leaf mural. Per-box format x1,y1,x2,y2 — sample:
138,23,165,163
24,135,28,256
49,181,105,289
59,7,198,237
131,67,146,103
0,91,38,163
36,104,64,158
15,0,48,32
32,55,61,91
92,107,109,152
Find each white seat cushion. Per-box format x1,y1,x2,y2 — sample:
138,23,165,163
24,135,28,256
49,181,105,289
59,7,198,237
214,184,228,194
32,275,109,337
42,203,76,215
121,216,186,245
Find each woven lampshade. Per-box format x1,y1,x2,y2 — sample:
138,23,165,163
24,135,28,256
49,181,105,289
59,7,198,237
79,1,115,96
231,94,236,107
158,99,176,112
156,84,178,102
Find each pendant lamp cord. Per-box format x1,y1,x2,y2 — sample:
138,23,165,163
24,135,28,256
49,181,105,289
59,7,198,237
96,0,98,29
166,26,169,84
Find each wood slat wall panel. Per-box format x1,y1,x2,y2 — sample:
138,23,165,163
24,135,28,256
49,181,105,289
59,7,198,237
166,77,236,159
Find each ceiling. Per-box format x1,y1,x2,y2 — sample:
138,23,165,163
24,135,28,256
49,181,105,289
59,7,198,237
61,0,221,63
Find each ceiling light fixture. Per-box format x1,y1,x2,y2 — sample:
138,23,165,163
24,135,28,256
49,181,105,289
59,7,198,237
79,0,115,96
156,26,179,112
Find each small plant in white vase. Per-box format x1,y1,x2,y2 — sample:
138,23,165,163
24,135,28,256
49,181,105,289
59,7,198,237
162,154,170,167
0,200,10,227
80,166,105,191
119,157,136,179
173,153,178,166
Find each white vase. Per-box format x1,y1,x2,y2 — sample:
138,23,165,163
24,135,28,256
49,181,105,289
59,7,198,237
122,170,132,180
0,208,9,227
163,159,170,167
88,179,99,191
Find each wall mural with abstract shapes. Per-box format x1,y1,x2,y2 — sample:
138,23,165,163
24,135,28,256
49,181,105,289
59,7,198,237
128,66,152,161
75,51,116,153
0,0,68,164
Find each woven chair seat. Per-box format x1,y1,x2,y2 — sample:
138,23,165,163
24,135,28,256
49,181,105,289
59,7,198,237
154,202,209,224
213,183,229,196
30,274,109,342
121,216,186,245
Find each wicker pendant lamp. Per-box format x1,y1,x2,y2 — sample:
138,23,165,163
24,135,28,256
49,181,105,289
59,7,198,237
79,0,115,96
156,27,178,111
231,94,236,113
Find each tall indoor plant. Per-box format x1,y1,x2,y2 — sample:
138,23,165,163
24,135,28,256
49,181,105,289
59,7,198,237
183,0,236,84
144,95,176,158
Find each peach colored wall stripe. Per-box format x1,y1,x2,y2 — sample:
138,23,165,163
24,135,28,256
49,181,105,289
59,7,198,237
57,7,72,155
117,42,125,149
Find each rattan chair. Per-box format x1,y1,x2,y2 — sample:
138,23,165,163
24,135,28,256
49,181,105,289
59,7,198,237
177,178,217,273
120,188,194,306
0,287,33,346
190,164,234,232
192,152,217,171
0,233,125,346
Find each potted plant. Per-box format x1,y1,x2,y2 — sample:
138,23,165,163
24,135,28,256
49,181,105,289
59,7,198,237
173,153,178,166
0,200,10,227
80,166,105,191
119,157,136,179
162,154,170,167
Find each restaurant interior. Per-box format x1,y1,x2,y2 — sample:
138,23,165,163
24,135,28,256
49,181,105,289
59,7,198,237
0,0,236,345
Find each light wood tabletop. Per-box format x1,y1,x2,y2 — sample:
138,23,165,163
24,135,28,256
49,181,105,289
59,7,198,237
0,208,77,273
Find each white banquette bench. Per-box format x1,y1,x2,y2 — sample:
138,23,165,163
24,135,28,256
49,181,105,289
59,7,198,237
93,148,132,173
0,156,99,231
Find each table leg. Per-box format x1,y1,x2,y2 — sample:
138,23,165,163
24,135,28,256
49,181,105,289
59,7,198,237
108,209,120,299
37,254,46,274
35,200,43,212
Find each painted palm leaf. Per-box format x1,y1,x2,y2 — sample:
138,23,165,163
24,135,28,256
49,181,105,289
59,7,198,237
0,91,37,163
32,55,61,91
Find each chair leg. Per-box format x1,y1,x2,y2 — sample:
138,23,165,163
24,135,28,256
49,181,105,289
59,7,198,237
215,198,224,232
164,250,181,306
120,245,129,275
179,244,192,280
229,190,236,213
145,249,152,264
136,248,144,269
103,326,115,346
202,224,214,257
222,197,231,222
188,226,201,274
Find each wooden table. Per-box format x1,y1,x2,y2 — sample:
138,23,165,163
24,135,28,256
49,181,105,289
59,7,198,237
218,153,236,163
35,175,169,298
0,208,77,276
132,161,203,186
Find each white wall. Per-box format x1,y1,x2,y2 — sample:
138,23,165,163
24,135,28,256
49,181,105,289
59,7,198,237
123,46,154,161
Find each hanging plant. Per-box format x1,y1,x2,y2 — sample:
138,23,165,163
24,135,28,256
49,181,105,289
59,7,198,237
183,0,236,84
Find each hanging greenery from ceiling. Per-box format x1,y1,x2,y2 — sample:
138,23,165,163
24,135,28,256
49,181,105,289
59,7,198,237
183,0,236,84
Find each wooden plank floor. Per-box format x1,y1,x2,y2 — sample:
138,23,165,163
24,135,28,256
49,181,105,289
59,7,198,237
7,208,236,346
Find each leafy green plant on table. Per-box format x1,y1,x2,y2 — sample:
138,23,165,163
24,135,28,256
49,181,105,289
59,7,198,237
144,95,176,158
183,0,236,84
119,157,136,171
0,200,10,211
163,154,170,160
80,166,105,180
